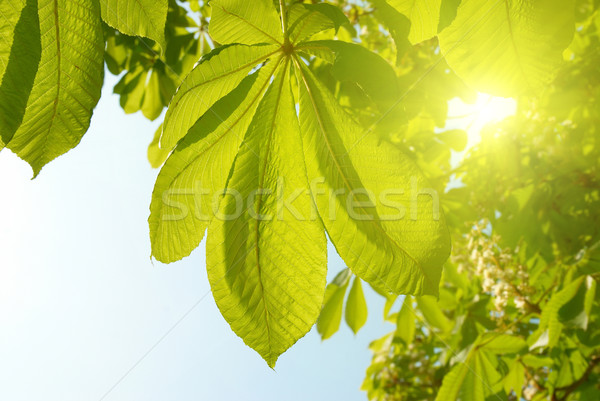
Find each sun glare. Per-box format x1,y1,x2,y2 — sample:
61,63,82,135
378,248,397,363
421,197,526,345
448,93,517,151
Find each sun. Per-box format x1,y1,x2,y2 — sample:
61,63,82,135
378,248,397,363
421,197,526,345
448,92,517,151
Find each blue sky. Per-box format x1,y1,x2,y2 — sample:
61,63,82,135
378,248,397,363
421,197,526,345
0,71,393,401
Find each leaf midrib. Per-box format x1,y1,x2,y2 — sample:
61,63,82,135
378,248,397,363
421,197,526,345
293,56,430,291
252,57,289,364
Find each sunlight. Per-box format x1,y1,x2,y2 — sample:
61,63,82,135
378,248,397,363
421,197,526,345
448,93,518,150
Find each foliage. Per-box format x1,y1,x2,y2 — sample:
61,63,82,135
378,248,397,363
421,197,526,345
1,0,598,396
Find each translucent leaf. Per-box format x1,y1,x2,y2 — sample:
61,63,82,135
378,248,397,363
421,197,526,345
209,0,283,46
529,276,585,350
0,0,41,148
149,62,279,263
295,61,450,296
206,63,326,367
300,40,400,110
99,0,168,49
147,123,169,169
395,296,415,345
438,0,576,96
161,44,280,151
287,2,349,44
6,0,104,177
318,269,351,340
416,295,452,332
387,0,442,44
345,277,368,334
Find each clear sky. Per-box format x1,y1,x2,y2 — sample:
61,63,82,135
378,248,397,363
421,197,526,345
0,72,392,401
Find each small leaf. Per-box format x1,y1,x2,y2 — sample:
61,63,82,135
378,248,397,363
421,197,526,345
345,278,368,334
147,123,169,169
318,269,352,340
395,296,415,345
99,0,168,49
416,295,452,332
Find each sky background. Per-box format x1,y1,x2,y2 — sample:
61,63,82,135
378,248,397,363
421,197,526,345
0,66,515,401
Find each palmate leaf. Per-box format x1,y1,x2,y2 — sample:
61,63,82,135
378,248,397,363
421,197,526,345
0,0,41,149
99,0,168,49
207,62,327,367
287,2,349,43
150,0,450,366
438,0,576,96
6,0,104,177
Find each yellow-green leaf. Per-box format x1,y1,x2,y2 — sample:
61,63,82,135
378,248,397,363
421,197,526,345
438,0,576,96
149,61,279,263
206,62,326,367
161,44,280,151
345,277,368,334
209,0,283,46
0,0,41,148
99,0,168,49
295,60,450,296
388,0,442,44
7,0,104,177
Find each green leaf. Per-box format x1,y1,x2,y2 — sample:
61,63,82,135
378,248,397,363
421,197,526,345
529,276,585,350
301,40,400,110
209,0,284,46
345,277,368,334
395,296,415,345
480,334,527,354
416,295,452,332
149,61,280,263
0,0,41,148
370,0,411,65
438,0,576,96
387,0,442,44
147,123,169,168
287,2,350,44
6,0,104,177
503,359,525,400
161,44,280,151
295,60,450,296
99,0,168,49
318,269,352,340
206,62,326,368
141,70,164,121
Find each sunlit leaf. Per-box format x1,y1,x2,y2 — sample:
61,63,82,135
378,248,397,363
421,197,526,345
438,0,576,96
99,0,168,49
6,0,104,176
